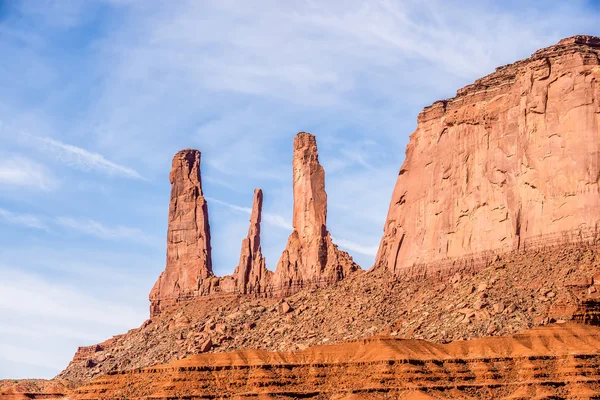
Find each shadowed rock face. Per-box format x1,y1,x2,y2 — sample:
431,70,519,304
149,149,213,317
375,35,600,277
273,133,358,294
234,189,268,294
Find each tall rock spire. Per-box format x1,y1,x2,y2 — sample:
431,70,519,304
149,149,213,316
234,189,269,294
273,132,358,294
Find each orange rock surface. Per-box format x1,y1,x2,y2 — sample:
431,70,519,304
272,132,358,295
72,322,600,399
149,149,214,316
234,189,268,295
148,133,358,316
59,241,600,383
0,379,70,400
375,35,600,277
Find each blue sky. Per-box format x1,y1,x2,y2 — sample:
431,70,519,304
1,0,599,379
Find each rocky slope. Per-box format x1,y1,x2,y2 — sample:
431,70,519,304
0,380,70,399
375,35,600,277
58,240,600,383
71,322,600,399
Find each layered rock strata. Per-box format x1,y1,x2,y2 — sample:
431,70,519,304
72,323,600,400
234,189,269,294
60,238,600,383
273,132,358,295
149,149,214,317
375,35,600,277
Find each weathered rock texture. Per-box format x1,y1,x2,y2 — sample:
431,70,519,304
149,133,357,316
375,35,600,277
149,149,214,317
0,380,71,400
59,241,600,383
234,189,269,295
273,132,358,294
72,322,600,400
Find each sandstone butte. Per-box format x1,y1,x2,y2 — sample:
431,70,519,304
149,132,357,316
31,35,600,399
375,35,600,278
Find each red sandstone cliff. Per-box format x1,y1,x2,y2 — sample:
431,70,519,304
272,133,358,294
149,149,213,316
375,35,600,277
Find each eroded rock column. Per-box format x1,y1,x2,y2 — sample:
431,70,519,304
234,189,270,294
273,132,358,295
149,149,213,316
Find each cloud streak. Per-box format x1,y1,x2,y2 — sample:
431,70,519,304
333,237,379,257
208,197,293,231
0,156,58,191
55,217,156,245
0,265,147,378
35,136,146,180
0,208,48,230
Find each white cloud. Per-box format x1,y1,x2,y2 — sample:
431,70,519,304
0,208,48,230
332,237,379,257
55,217,155,245
0,156,58,191
0,265,147,378
208,197,293,231
33,136,146,180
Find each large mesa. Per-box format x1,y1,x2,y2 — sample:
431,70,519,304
375,35,600,277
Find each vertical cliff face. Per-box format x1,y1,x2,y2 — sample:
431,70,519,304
150,149,213,316
234,189,270,294
375,35,600,277
273,132,358,294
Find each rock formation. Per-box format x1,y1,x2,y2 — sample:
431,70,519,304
234,189,269,294
149,149,214,317
58,240,600,383
0,380,70,400
273,132,358,295
375,35,600,277
72,322,600,400
148,132,357,316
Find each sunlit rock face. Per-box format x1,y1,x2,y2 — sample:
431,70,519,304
150,149,213,317
272,132,358,295
375,35,600,277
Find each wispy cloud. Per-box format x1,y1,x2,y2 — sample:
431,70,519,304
55,217,155,245
0,208,48,230
0,265,147,378
0,156,58,191
332,237,379,257
32,136,146,180
208,197,293,231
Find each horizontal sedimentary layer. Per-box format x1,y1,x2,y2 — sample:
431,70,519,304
59,240,600,383
72,323,600,399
